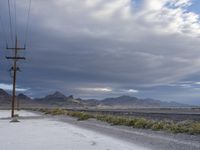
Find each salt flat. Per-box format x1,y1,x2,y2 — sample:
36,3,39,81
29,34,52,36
0,110,150,150
0,110,40,118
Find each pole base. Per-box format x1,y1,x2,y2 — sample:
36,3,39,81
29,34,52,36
10,115,20,123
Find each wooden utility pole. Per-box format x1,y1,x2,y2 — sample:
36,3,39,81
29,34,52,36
6,37,25,118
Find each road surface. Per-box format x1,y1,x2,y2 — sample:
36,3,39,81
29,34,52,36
0,110,199,150
0,110,149,150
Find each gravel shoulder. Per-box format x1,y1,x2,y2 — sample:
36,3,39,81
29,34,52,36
54,115,200,150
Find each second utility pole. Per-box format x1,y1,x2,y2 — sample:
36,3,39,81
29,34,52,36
6,37,25,118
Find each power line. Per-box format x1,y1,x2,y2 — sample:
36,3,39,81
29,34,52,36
0,11,13,68
0,14,8,45
14,0,18,37
7,0,14,45
5,0,31,118
19,0,32,74
24,0,32,47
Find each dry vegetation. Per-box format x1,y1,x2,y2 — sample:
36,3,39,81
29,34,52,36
32,108,200,135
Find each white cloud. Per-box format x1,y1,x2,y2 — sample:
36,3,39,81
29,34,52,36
85,0,101,7
0,83,29,92
138,0,200,35
127,89,139,93
91,0,132,20
172,0,192,7
78,87,112,92
28,0,200,37
195,82,200,85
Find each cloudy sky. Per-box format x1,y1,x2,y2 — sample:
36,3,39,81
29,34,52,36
0,0,200,104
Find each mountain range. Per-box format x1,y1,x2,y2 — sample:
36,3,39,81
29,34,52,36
0,89,188,108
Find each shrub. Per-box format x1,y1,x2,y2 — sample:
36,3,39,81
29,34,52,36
134,118,148,128
50,108,66,115
66,111,94,121
189,123,200,134
151,122,164,131
126,118,138,126
37,109,200,135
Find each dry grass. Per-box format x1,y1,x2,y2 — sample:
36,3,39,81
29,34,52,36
32,108,200,135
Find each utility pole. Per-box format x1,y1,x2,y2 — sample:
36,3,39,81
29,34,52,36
6,36,25,118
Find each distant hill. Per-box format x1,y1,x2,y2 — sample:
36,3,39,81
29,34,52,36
0,89,39,108
0,89,189,108
99,95,188,108
18,93,32,101
0,89,11,106
34,91,83,107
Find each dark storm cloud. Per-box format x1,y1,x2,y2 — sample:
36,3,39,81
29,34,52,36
0,0,200,104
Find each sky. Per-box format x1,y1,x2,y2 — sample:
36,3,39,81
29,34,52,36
0,0,200,105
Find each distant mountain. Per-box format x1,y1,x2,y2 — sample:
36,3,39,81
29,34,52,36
34,91,83,107
0,89,189,108
100,95,188,108
0,89,38,108
0,89,11,106
102,95,139,105
17,93,32,101
0,89,10,97
44,91,66,100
